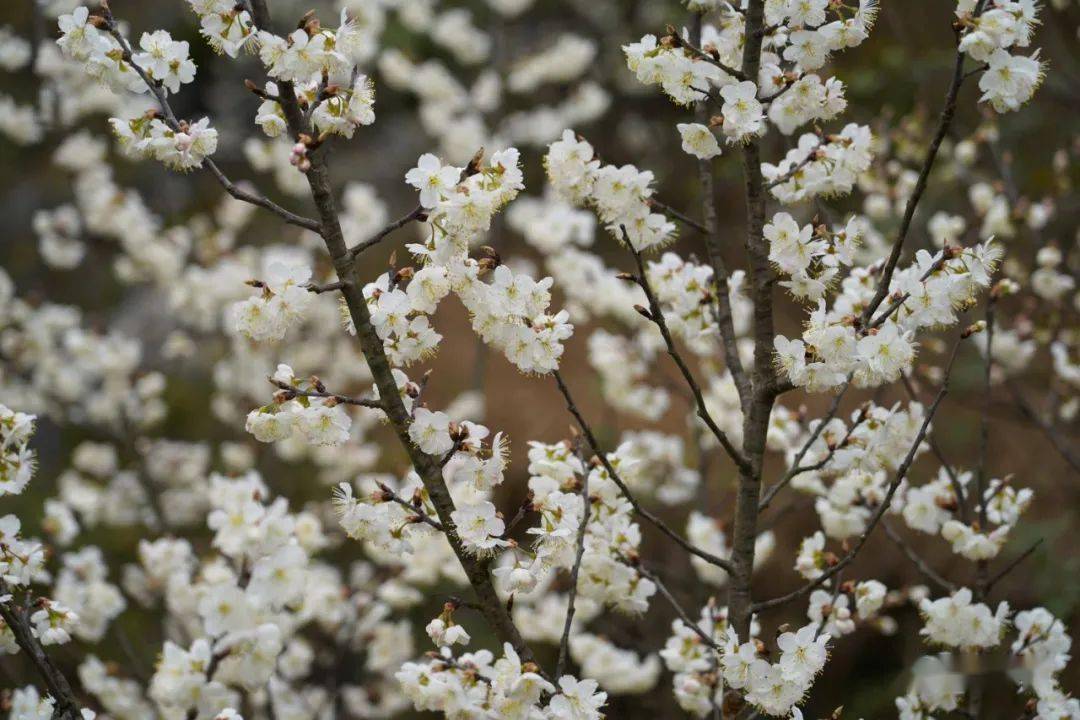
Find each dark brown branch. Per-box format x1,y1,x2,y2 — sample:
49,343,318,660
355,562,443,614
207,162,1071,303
665,28,748,81
244,0,538,666
376,483,445,532
687,25,752,409
726,0,776,641
269,378,383,409
985,538,1043,591
345,205,427,259
865,250,953,331
975,297,996,597
900,372,969,520
760,76,799,103
765,150,819,190
305,280,347,294
0,583,83,719
1005,380,1080,474
649,198,708,235
637,565,724,653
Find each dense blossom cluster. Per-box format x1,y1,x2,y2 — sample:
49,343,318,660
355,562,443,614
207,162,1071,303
772,241,1002,391
0,0,1074,718
545,129,677,252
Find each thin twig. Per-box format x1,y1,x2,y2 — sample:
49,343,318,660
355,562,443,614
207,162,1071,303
555,467,591,678
666,28,748,81
637,565,724,652
626,231,751,473
974,297,996,597
859,16,985,325
102,21,322,235
757,408,867,513
552,370,735,574
900,372,968,521
377,484,445,532
687,68,751,408
865,250,953,331
758,381,850,511
985,538,1043,591
345,205,427,259
648,198,709,234
1005,380,1080,474
882,519,957,593
270,378,383,409
765,150,819,190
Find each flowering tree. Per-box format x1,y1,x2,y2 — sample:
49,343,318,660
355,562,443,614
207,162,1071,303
0,0,1077,718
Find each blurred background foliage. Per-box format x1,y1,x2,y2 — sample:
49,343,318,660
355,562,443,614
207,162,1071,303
1,0,1079,716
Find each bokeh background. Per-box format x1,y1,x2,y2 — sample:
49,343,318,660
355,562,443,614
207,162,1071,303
1,0,1078,716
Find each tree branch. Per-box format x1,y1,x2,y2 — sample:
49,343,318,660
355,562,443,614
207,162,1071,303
689,17,751,409
726,0,776,641
648,198,708,235
637,565,724,653
859,8,986,325
625,232,751,473
758,381,851,512
244,0,537,666
882,519,957,593
1005,379,1080,474
0,583,83,719
552,369,735,574
345,204,427,260
752,336,962,613
102,20,322,235
555,464,591,678
985,538,1043,592
376,483,445,532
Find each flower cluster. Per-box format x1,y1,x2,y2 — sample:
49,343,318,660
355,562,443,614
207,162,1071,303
898,467,1032,561
773,399,928,541
773,241,1002,391
660,602,737,716
919,588,1009,649
545,130,675,251
56,7,146,93
396,642,607,720
245,364,354,447
661,601,834,718
766,211,860,302
646,253,722,351
232,263,313,342
956,1,1044,112
400,149,573,374
0,405,36,496
110,115,219,171
57,8,218,171
184,0,256,57
256,74,376,141
763,124,874,203
362,269,445,366
508,440,657,613
5,0,1074,718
